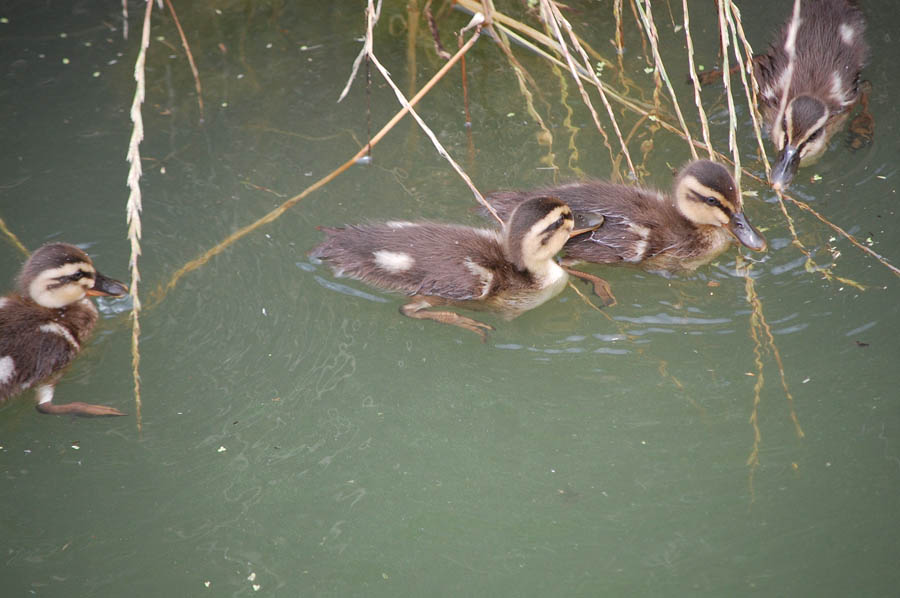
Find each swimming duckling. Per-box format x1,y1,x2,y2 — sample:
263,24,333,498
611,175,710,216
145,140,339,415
310,196,589,340
755,0,869,189
0,243,128,416
486,160,766,276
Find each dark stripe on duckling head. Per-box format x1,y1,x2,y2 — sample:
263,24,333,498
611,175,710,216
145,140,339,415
679,160,740,210
786,95,828,147
506,196,570,240
45,269,95,290
688,190,733,218
17,243,93,291
538,211,574,245
505,196,572,269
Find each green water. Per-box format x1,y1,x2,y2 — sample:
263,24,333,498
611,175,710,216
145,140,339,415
1,1,898,596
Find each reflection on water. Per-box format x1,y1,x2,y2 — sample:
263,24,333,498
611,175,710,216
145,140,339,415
1,0,899,596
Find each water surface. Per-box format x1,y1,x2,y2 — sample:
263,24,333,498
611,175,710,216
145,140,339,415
1,1,898,596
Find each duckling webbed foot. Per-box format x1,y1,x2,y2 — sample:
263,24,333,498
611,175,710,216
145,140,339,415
37,402,126,416
34,385,125,417
848,80,874,151
401,298,493,341
561,266,616,307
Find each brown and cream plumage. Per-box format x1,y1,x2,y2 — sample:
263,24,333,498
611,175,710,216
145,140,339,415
755,0,868,189
0,243,128,416
485,160,766,275
310,196,585,339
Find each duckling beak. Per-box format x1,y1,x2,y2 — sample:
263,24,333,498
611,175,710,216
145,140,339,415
771,144,801,191
728,212,767,252
568,220,603,238
86,271,129,297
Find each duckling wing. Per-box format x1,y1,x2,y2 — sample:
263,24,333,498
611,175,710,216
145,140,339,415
311,223,508,301
0,297,78,402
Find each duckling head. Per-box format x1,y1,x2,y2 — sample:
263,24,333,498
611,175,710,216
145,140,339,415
503,196,574,274
674,160,767,252
17,243,128,309
771,95,829,190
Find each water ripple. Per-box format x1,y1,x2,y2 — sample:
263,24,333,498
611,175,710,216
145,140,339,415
614,313,731,325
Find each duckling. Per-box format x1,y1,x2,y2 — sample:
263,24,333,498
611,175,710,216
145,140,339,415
0,243,128,416
485,160,766,276
755,0,868,189
310,196,589,340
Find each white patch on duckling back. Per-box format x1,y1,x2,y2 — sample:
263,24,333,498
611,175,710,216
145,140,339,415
0,297,9,310
839,23,855,45
830,71,846,106
626,223,651,262
474,228,502,242
38,322,80,350
0,356,14,385
373,250,414,273
464,258,494,298
386,221,416,229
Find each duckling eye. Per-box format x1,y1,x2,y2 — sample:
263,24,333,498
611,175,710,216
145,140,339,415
59,271,89,283
808,127,823,141
705,197,719,206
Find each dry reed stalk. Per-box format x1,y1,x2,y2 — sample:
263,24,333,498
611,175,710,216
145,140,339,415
772,0,802,154
629,0,651,68
122,0,129,40
681,0,714,159
164,0,204,121
541,0,637,180
488,25,560,173
156,20,485,298
613,0,626,88
338,0,382,103
727,2,770,174
456,30,478,165
364,7,499,223
480,0,496,25
458,30,473,129
402,1,421,158
715,0,740,184
125,0,154,433
424,0,451,59
633,0,697,160
455,1,631,105
407,0,421,96
0,217,29,257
